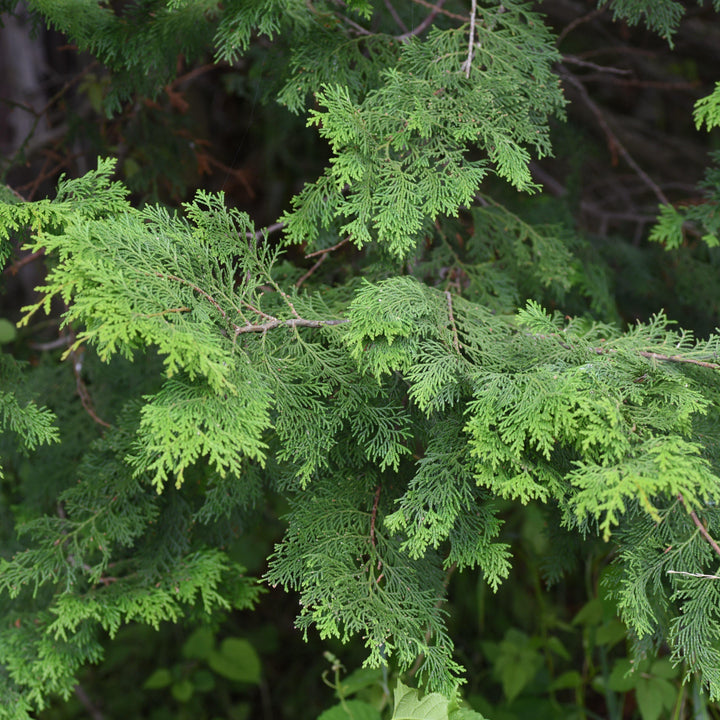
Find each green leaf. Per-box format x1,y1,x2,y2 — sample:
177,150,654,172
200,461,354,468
391,681,449,720
318,700,382,720
208,638,261,684
636,677,677,720
0,319,16,344
336,667,385,698
182,626,215,660
549,671,583,691
143,668,173,689
171,678,194,703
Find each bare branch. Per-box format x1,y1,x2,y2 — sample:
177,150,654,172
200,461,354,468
384,0,408,33
396,0,447,41
305,236,350,258
558,66,669,205
248,222,285,242
462,0,477,79
409,0,467,23
296,253,327,288
234,317,348,335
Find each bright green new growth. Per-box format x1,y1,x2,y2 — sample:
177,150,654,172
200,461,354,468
2,1,720,718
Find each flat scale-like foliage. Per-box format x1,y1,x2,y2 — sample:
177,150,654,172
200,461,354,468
2,1,720,718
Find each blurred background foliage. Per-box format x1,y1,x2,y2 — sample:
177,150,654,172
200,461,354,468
1,0,720,718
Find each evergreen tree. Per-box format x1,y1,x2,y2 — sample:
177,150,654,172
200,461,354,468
1,1,720,718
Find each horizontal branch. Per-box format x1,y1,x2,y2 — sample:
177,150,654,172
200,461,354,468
233,317,349,335
638,351,720,371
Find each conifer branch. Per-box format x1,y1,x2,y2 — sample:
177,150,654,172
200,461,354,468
234,318,348,335
462,0,477,79
679,494,720,560
406,562,457,679
445,291,460,353
370,485,382,549
154,271,229,321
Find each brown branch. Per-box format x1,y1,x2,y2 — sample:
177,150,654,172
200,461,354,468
678,494,720,560
556,8,605,45
74,684,105,720
154,271,228,320
445,290,460,353
249,222,286,242
638,351,720,371
384,0,408,32
296,253,327,288
558,67,669,205
305,236,350,258
4,248,45,276
561,55,632,75
396,0,446,40
69,345,111,429
409,0,467,22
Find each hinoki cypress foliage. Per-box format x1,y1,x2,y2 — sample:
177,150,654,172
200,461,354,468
1,1,720,718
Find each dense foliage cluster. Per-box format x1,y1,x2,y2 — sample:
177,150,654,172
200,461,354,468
1,1,720,719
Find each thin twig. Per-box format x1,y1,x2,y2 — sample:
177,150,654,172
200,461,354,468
396,0,447,41
409,0,467,22
247,222,285,242
4,248,45,276
74,684,105,720
562,55,632,75
556,7,605,45
384,0,408,32
29,334,73,351
462,0,477,78
638,351,720,371
69,344,111,429
155,271,228,320
679,494,720,560
558,67,669,205
305,236,350,259
296,253,327,288
445,290,460,352
338,13,373,35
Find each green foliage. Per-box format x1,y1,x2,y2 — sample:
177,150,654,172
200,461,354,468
597,0,720,43
2,1,720,719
